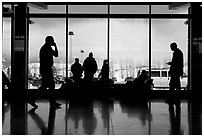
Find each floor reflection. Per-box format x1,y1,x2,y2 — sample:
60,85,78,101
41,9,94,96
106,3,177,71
2,98,201,135
65,99,97,135
168,99,184,135
119,100,152,127
28,106,59,135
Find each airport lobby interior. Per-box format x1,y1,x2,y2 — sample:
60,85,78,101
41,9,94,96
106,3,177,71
2,2,202,135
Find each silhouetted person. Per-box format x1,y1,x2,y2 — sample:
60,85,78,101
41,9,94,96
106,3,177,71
135,70,149,84
167,42,183,91
98,59,109,85
60,78,74,90
83,52,98,82
71,58,83,83
39,36,61,107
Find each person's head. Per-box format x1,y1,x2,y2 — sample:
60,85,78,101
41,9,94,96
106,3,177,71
45,36,54,45
141,70,146,75
170,42,177,51
89,52,93,58
75,58,79,63
103,59,108,65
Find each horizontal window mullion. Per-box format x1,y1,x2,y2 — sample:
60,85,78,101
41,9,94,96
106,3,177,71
27,13,191,19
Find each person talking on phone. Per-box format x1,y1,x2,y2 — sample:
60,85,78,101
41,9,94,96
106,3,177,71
39,36,61,108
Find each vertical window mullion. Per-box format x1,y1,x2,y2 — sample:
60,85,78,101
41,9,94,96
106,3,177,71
107,4,110,79
149,4,152,78
66,4,68,78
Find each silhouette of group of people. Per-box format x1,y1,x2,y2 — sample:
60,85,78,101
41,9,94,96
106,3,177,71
29,36,110,108
70,52,99,84
70,53,110,87
28,36,183,109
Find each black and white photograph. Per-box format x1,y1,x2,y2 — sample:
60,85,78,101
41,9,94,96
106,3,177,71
2,1,202,135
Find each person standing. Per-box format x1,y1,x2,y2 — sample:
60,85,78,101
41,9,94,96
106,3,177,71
71,58,83,83
83,52,98,82
39,36,61,107
167,42,184,91
98,59,109,84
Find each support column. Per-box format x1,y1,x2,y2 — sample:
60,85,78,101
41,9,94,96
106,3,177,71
10,3,28,134
11,3,29,93
189,3,202,98
188,3,202,135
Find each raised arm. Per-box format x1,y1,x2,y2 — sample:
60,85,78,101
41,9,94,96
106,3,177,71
52,42,58,57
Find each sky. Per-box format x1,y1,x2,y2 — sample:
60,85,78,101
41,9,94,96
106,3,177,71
2,4,188,69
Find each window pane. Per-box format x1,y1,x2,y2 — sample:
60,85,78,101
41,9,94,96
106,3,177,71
151,5,188,14
68,18,107,78
161,71,167,77
110,19,149,83
151,71,160,77
29,18,66,89
2,18,11,81
29,5,66,13
3,4,12,9
111,5,149,14
68,5,108,14
152,19,188,88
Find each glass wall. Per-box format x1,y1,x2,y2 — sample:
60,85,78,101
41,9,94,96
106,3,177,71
29,18,66,89
151,5,188,14
2,3,189,89
110,19,149,83
110,5,149,14
29,4,66,13
2,18,11,82
68,18,107,78
68,5,107,14
151,19,188,89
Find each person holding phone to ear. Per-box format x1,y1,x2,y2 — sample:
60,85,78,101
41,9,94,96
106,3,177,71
39,36,61,108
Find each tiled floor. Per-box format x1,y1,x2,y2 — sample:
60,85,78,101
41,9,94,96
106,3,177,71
2,99,200,135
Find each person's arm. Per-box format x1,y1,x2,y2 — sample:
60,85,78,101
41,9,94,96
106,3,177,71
52,42,58,57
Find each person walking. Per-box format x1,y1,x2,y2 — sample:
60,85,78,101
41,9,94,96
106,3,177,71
39,36,61,107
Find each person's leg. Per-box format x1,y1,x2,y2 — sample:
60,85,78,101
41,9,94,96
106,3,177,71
175,76,181,91
166,76,176,104
47,69,61,107
169,76,176,91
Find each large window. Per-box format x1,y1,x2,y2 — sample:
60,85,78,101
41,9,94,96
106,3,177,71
151,19,188,88
29,18,66,89
110,19,149,83
2,3,190,89
68,18,107,78
2,18,11,82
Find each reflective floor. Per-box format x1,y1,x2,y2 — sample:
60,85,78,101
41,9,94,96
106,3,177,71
2,98,201,135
